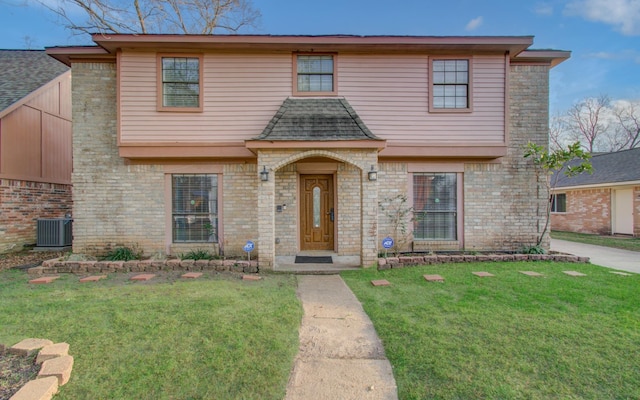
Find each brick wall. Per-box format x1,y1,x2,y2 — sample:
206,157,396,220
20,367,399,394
464,65,550,251
377,162,410,252
221,164,258,257
71,63,166,256
551,188,611,235
0,179,72,252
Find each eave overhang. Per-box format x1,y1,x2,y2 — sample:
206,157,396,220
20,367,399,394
47,34,538,65
46,46,114,66
245,139,386,152
513,50,571,67
91,34,534,54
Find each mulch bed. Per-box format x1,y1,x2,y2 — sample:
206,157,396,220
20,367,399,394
0,353,39,399
0,250,65,272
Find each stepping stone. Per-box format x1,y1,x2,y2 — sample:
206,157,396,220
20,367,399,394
610,271,631,276
130,274,155,281
424,274,445,282
563,271,587,277
36,342,70,364
79,275,107,283
10,376,58,400
39,355,74,385
242,274,262,281
472,271,495,277
181,272,203,279
519,271,544,277
371,279,391,286
9,338,54,356
28,276,60,284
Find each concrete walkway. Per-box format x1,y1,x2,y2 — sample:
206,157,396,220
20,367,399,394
285,275,398,400
551,239,640,274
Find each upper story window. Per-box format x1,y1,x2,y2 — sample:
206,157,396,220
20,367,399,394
157,54,203,112
430,59,472,112
293,54,337,96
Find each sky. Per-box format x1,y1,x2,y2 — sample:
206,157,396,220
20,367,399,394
1,0,638,115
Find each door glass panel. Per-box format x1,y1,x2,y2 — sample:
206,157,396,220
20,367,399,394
313,186,321,228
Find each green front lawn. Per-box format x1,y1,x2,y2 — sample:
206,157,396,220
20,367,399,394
0,271,302,400
552,230,640,252
343,262,640,399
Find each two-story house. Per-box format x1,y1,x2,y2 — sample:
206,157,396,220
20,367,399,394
47,34,569,269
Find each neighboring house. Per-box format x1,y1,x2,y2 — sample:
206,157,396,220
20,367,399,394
551,148,640,237
47,34,568,268
0,50,72,252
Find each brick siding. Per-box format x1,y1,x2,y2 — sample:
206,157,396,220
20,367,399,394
0,179,72,252
551,188,611,235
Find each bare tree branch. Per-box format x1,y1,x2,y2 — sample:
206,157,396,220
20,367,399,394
34,0,260,36
565,95,611,152
613,101,640,149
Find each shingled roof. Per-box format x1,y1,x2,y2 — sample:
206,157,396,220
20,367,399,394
0,50,69,112
253,98,382,141
554,147,640,188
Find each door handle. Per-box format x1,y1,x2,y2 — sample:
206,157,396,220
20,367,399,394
328,208,334,222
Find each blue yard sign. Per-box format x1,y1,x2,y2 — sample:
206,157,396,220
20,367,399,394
243,240,255,261
382,237,394,249
243,240,255,252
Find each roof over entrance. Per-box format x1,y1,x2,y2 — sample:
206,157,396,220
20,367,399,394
252,98,382,142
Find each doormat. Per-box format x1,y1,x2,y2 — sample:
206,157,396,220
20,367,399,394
294,256,333,264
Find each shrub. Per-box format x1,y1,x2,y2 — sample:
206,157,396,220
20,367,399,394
104,246,143,261
179,249,215,261
521,245,546,254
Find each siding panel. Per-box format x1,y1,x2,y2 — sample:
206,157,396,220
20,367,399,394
119,52,506,145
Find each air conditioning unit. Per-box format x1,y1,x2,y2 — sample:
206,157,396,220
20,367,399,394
37,218,73,247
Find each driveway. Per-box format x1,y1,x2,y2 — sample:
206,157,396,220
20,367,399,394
551,239,640,274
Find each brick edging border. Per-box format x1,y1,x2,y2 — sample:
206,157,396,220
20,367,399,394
3,339,73,400
377,253,590,270
27,258,259,276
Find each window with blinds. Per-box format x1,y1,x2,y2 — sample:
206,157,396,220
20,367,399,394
413,173,458,240
172,174,218,242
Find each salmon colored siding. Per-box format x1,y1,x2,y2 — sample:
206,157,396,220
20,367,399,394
0,71,72,184
340,54,505,143
118,51,506,145
119,52,291,143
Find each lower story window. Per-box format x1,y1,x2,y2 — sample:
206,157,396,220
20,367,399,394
413,173,457,240
172,174,218,242
551,193,566,213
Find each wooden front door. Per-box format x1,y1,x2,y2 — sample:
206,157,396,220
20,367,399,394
301,175,335,250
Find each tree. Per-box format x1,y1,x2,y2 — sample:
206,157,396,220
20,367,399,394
613,100,640,150
37,0,261,36
565,95,611,152
549,112,568,152
524,141,592,248
378,194,414,256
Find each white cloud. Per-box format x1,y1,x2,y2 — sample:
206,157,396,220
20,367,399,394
585,49,640,64
565,0,640,35
465,16,483,31
534,3,554,16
